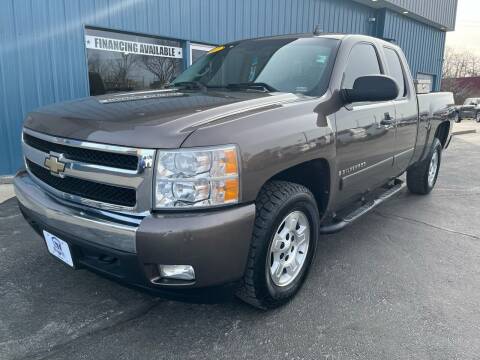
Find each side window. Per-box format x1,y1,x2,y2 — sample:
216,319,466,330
384,47,406,98
342,43,381,89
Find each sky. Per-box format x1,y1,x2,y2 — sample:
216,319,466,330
446,0,480,55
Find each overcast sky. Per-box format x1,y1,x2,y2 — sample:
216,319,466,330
446,0,480,55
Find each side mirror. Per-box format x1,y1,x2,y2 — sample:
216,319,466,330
342,75,399,104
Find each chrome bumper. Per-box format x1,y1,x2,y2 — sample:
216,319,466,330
14,171,138,253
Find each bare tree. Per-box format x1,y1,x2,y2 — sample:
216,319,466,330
107,54,140,90
443,47,480,78
140,56,178,88
442,47,480,104
441,77,476,104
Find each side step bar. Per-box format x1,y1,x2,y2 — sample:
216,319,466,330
319,179,406,235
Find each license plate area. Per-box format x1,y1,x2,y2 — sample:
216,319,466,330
43,230,74,267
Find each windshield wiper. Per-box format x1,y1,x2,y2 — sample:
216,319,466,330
226,82,277,92
169,81,207,91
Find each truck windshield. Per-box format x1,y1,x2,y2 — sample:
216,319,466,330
172,37,339,96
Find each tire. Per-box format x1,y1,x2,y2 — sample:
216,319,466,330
476,112,480,123
407,138,442,195
454,112,461,123
236,181,319,309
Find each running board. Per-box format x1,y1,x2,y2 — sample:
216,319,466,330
319,179,406,235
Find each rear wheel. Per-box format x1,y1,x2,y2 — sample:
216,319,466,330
407,138,442,195
236,181,319,309
454,112,461,123
475,112,480,123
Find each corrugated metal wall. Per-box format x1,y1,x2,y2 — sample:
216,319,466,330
384,0,457,30
379,9,446,91
0,0,449,175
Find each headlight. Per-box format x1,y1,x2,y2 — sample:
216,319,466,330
154,145,239,209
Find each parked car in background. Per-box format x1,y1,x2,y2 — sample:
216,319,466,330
15,33,454,309
454,98,480,122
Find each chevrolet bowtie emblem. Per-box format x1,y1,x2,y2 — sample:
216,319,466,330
44,155,66,175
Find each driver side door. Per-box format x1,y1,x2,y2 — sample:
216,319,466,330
335,42,397,206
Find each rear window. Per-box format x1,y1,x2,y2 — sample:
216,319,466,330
384,47,406,98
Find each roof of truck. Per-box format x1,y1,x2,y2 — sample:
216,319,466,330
227,32,397,47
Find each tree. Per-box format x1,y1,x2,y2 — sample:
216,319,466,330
140,56,179,88
442,47,480,104
443,47,480,78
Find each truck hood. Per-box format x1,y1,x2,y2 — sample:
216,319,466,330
24,90,300,149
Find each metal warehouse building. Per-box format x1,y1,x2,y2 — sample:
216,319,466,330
0,0,457,176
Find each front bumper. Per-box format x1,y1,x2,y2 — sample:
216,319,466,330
14,171,256,289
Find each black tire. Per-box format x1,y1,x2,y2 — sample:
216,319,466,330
236,181,319,309
454,112,461,123
475,112,480,123
407,138,442,195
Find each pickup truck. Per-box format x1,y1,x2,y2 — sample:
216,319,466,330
454,97,480,122
14,33,454,309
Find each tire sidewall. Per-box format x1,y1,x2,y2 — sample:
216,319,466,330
423,139,442,193
476,112,480,122
454,113,460,123
257,192,319,304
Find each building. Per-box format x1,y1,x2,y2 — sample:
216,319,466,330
0,0,458,176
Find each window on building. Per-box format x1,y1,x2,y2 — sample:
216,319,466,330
85,28,185,95
384,47,406,98
342,43,381,89
189,43,215,65
417,73,435,93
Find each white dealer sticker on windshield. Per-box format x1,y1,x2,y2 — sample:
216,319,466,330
43,230,74,267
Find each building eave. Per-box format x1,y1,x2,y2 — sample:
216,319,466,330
353,0,457,31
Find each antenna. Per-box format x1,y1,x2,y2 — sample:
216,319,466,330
313,25,323,35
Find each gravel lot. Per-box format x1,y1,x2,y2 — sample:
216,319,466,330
1,122,479,360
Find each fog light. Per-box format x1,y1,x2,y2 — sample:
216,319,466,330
159,265,195,281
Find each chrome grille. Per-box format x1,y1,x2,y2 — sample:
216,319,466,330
23,132,139,170
22,128,156,214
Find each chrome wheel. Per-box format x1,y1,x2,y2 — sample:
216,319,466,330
428,150,439,187
268,210,310,287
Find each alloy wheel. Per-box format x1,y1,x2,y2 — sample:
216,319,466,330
268,211,310,287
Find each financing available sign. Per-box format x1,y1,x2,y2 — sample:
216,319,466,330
85,35,183,59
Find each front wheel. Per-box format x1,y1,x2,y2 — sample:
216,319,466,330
236,181,319,309
476,112,480,123
407,138,442,195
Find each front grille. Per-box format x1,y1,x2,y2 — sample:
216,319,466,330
23,133,139,171
27,159,136,207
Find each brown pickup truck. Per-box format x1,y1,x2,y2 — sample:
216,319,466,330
15,33,454,309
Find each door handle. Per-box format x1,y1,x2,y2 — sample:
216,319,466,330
380,112,395,126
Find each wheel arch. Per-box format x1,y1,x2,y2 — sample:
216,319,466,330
435,121,451,148
262,158,331,218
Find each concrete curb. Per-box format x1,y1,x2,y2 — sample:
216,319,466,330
0,176,14,184
452,130,477,136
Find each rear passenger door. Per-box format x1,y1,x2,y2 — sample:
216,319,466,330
335,42,397,205
383,47,418,173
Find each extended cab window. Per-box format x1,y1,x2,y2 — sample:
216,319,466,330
384,47,406,98
342,43,381,89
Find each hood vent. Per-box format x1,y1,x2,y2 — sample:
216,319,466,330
99,89,185,104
